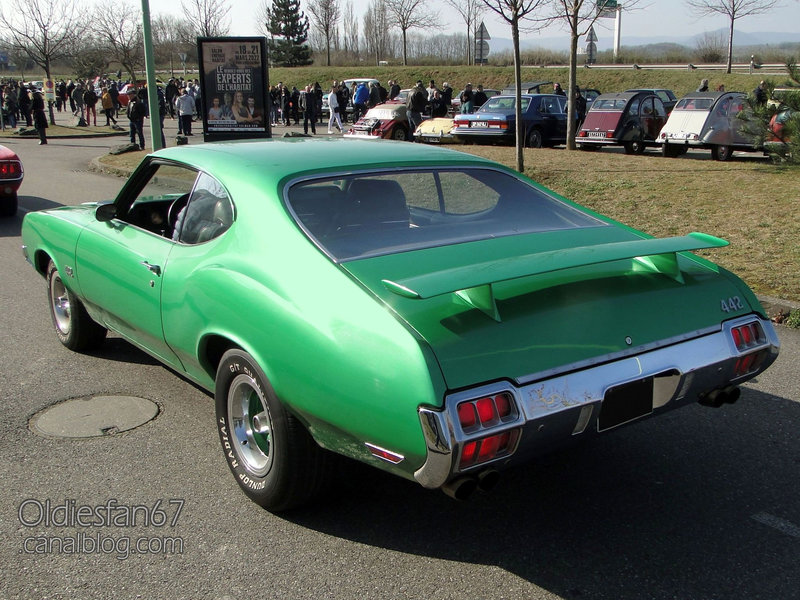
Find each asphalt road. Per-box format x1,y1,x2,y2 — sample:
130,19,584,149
1,125,799,600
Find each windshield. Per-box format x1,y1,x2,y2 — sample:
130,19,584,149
478,96,531,113
364,107,403,120
287,168,604,261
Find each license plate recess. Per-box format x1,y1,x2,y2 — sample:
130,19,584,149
598,376,654,431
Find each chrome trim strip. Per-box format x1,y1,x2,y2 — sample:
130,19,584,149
364,442,405,465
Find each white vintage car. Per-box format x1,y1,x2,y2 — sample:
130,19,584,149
657,91,761,161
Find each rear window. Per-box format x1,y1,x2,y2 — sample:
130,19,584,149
287,168,604,261
675,98,714,110
593,98,627,110
479,97,531,112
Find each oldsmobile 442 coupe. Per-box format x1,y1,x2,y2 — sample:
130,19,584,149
21,139,779,511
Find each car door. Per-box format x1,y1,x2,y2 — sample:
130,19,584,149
74,160,199,367
536,96,566,143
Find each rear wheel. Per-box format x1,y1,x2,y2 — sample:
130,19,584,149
46,260,107,351
215,349,332,512
711,145,733,161
526,128,543,148
624,138,646,155
661,143,682,158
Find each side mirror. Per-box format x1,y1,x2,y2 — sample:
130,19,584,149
95,202,118,222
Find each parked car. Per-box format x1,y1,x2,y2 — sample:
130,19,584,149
414,117,462,143
452,88,501,113
322,78,379,116
766,106,796,147
657,91,760,160
452,94,570,147
0,144,24,217
344,103,410,140
21,139,779,511
625,88,678,113
501,80,553,95
576,91,668,154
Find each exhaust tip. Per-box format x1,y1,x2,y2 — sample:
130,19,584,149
477,469,500,493
441,477,478,501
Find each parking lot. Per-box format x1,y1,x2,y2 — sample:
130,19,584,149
1,125,799,600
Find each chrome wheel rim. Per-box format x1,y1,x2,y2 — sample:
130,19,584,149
228,373,273,477
49,272,71,335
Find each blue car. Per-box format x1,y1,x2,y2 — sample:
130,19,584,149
452,94,569,148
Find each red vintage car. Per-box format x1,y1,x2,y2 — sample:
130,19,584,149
577,91,668,154
344,103,410,141
0,144,24,217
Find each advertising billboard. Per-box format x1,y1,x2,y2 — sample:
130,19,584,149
197,37,270,141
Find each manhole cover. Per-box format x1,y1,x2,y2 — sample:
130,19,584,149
30,395,160,438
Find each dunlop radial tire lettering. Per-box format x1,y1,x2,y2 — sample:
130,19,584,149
214,349,333,512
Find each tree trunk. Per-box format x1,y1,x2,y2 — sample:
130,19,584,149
566,10,579,150
402,29,408,66
512,15,523,173
726,16,734,74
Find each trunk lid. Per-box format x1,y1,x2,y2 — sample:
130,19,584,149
342,227,751,390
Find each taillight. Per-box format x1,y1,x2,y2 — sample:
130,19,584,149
457,392,516,431
730,322,765,352
453,119,467,127
734,349,769,378
459,429,520,469
578,130,587,137
0,161,22,179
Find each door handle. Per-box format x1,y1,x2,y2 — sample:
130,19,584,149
141,261,161,276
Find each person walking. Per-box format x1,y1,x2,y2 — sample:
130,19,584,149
101,87,117,125
126,88,146,149
301,85,316,135
175,87,195,136
83,85,98,126
32,90,48,145
327,84,343,133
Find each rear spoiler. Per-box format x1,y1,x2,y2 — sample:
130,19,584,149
382,232,728,321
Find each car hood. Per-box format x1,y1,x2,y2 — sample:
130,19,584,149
341,227,753,390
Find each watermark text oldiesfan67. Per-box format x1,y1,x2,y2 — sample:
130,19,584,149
18,498,186,560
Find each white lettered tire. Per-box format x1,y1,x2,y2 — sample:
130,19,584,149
215,349,332,512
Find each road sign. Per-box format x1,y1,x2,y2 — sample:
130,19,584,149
179,52,187,64
587,26,598,42
475,40,490,59
597,0,618,18
476,21,491,41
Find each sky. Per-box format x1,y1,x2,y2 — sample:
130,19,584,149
154,0,800,51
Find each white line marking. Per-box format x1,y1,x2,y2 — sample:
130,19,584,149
751,512,800,539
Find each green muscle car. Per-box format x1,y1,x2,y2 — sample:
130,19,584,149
21,138,779,511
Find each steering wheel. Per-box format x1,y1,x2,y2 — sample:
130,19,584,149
167,193,190,235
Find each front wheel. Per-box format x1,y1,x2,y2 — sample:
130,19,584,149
391,126,408,141
526,129,543,148
711,145,733,161
215,349,332,512
47,260,107,351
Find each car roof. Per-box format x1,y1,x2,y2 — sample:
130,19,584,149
152,138,498,190
593,91,642,102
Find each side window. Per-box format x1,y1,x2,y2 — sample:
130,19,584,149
175,172,234,244
628,97,641,116
123,162,198,236
653,98,666,117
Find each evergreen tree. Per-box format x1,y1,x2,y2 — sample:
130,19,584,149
266,0,313,66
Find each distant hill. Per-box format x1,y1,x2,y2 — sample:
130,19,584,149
487,29,800,55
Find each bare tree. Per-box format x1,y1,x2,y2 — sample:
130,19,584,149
548,1,644,149
0,0,82,123
93,6,145,87
152,14,195,76
444,0,485,64
364,0,393,65
384,0,438,65
482,0,548,172
182,0,232,38
342,0,360,59
307,0,341,66
685,0,782,74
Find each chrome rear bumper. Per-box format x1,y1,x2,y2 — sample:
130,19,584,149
414,315,779,489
